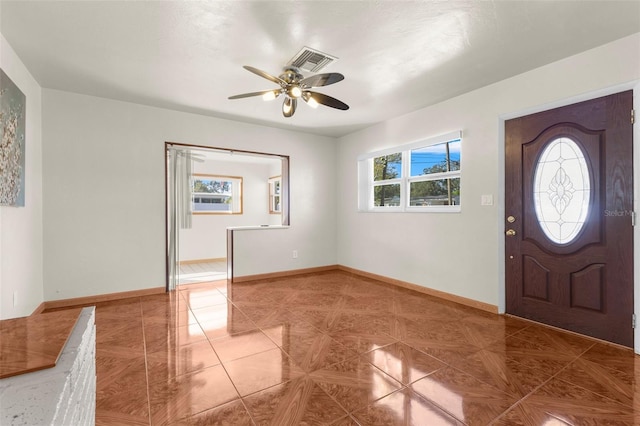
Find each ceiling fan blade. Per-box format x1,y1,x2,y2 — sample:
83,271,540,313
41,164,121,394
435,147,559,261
299,73,344,88
243,65,286,86
282,97,297,118
228,89,280,100
306,91,349,110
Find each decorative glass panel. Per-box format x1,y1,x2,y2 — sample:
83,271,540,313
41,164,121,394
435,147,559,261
533,137,590,244
373,183,401,206
410,140,461,176
410,178,460,206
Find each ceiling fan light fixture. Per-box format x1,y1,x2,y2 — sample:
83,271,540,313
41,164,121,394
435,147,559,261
302,92,319,108
262,90,278,101
288,85,302,98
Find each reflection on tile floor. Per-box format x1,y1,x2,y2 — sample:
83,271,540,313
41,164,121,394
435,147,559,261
72,270,639,425
178,260,227,284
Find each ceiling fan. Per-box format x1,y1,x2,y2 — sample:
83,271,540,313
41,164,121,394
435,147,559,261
228,65,349,118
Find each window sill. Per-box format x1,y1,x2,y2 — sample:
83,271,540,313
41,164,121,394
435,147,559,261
359,206,461,213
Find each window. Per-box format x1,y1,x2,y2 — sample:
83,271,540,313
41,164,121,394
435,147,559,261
358,131,462,212
372,154,402,207
268,175,281,214
192,174,243,214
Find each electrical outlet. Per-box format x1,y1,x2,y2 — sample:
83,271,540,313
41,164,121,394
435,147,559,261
292,250,298,259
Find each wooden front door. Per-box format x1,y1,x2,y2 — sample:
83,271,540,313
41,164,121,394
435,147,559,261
505,91,634,347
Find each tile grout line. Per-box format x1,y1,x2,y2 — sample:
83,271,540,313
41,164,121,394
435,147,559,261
488,340,598,424
153,291,236,424
309,375,355,422
188,291,259,425
550,341,636,410
138,297,153,426
143,292,221,424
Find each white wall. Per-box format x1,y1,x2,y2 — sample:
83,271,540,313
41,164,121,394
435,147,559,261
179,158,280,261
231,130,338,277
42,90,336,300
336,33,640,309
0,34,43,319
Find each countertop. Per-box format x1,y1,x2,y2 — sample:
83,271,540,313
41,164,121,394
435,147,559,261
0,308,82,379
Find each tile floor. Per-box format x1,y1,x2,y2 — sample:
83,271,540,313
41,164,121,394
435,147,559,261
178,260,227,285
80,271,638,425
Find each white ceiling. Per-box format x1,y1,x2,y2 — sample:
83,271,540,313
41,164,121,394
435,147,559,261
1,1,639,138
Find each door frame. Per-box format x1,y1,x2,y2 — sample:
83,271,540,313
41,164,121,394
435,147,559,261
498,81,640,353
164,141,291,290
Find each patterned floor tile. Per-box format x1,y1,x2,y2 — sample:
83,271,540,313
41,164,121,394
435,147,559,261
96,318,145,354
144,322,208,353
495,377,637,425
81,271,640,425
508,324,596,356
96,353,149,425
410,366,518,425
171,399,254,426
363,342,446,385
148,365,239,424
351,387,463,426
309,356,402,413
554,343,640,409
449,347,555,397
243,376,348,425
196,305,258,340
283,331,360,373
145,339,220,384
223,347,305,396
328,321,398,355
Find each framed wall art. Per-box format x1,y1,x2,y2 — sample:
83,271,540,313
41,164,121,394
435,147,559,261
0,68,26,207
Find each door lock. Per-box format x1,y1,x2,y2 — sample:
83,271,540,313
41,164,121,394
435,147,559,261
507,216,516,223
505,229,516,236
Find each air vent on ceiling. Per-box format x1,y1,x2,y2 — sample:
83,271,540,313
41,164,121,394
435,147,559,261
287,46,337,73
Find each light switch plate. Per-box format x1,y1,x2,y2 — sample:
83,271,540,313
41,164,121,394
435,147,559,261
481,194,494,206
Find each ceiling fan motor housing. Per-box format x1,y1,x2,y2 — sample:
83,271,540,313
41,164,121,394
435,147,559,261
279,67,304,84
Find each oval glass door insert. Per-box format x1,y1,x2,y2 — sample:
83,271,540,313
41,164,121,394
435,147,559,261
533,137,591,244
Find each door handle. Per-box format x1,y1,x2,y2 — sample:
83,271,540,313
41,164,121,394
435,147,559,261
506,229,516,236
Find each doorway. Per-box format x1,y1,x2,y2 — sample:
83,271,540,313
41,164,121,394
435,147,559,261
166,143,289,290
504,91,634,347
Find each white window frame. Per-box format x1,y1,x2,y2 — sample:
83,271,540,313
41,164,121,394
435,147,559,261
358,131,462,213
268,175,282,214
192,173,243,215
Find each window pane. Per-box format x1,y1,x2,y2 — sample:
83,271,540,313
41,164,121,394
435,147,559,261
410,178,460,206
410,140,461,176
374,183,401,206
373,154,402,181
192,175,241,213
193,194,231,211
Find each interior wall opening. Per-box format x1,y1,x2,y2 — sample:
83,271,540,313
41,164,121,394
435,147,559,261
166,142,289,290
